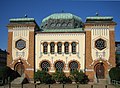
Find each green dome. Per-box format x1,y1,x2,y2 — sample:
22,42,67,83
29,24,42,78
42,13,82,23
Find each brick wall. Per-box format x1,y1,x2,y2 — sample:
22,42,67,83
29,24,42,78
85,31,94,81
7,32,13,67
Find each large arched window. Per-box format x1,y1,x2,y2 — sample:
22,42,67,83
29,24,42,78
64,42,69,54
71,42,76,54
69,61,78,72
43,42,48,54
41,61,50,72
55,61,64,72
57,42,62,54
50,42,55,54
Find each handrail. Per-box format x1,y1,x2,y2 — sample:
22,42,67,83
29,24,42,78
111,80,120,85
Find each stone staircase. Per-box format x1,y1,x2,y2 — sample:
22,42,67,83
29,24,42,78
11,77,25,85
11,73,27,85
97,79,107,84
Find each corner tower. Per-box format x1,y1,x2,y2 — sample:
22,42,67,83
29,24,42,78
7,17,39,80
84,15,116,81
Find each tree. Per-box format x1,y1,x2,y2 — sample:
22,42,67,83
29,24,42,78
109,67,120,81
0,66,20,85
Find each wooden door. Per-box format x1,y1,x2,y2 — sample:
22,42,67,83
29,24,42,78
96,63,104,79
15,63,24,76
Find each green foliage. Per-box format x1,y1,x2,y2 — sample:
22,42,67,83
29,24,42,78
116,54,120,67
0,66,20,81
0,66,20,85
109,67,120,81
70,70,89,84
34,70,55,84
52,71,67,83
34,70,89,84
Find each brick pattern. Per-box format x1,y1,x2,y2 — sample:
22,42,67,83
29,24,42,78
85,31,94,80
7,32,13,67
109,31,116,68
85,31,93,69
27,31,35,79
7,23,36,80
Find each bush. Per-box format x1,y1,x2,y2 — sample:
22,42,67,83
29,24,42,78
34,70,55,84
0,66,20,85
109,67,120,81
34,70,89,84
52,71,67,83
70,70,89,84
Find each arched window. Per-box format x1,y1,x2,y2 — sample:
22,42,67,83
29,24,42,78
57,42,62,54
64,42,69,54
69,61,78,72
41,61,50,72
43,42,48,54
71,42,76,54
55,61,64,72
50,42,55,54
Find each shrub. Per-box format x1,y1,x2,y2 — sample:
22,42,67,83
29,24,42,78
52,71,67,83
70,70,89,84
34,70,55,84
0,66,20,85
109,67,120,81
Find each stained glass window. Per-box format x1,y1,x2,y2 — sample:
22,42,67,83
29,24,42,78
43,42,48,54
50,42,55,54
41,61,50,72
69,61,78,72
55,61,64,72
64,42,69,54
95,39,106,50
57,42,62,54
71,42,76,54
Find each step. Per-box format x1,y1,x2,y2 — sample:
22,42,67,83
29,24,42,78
11,77,25,85
97,79,107,84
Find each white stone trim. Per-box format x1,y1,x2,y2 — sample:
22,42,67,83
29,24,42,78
37,33,85,36
8,29,34,32
85,69,94,71
26,68,34,71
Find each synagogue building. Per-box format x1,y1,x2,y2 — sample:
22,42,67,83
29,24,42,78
7,13,116,81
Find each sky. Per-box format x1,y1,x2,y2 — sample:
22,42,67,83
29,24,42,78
0,0,120,50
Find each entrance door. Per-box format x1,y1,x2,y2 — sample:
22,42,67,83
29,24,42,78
96,63,104,79
15,63,24,76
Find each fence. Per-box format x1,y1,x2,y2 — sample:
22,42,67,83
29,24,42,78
111,80,120,85
111,80,120,88
2,83,109,88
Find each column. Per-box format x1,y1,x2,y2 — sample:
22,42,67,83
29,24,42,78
69,42,72,55
40,42,43,55
76,42,79,53
50,57,55,72
55,42,57,55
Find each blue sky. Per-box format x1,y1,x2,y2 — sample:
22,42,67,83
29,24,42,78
0,0,120,50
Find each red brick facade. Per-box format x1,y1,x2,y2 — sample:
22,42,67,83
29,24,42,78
7,23,37,80
85,31,94,81
85,24,116,81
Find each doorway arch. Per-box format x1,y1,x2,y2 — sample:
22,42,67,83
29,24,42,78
15,62,25,76
95,63,105,79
